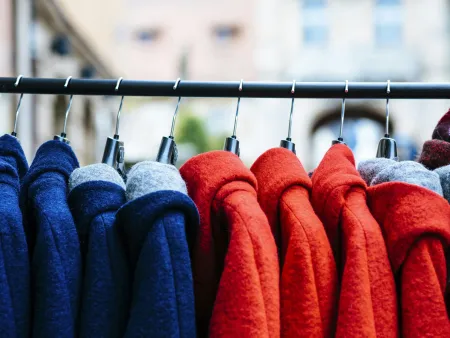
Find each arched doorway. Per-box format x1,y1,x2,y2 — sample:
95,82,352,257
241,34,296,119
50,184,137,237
310,104,392,167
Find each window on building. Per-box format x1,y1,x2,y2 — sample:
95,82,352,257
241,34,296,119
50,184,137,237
213,25,241,43
375,24,402,47
303,0,327,8
135,28,161,43
301,0,328,47
303,26,328,46
376,0,401,5
374,0,402,47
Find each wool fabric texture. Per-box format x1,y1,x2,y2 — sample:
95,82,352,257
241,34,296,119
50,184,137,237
125,161,187,201
419,109,450,169
371,161,443,196
367,164,450,337
251,148,337,338
0,134,30,338
357,158,397,186
69,163,125,190
180,151,280,338
20,140,81,338
435,165,450,201
116,163,198,338
311,144,398,338
417,111,450,319
68,164,130,338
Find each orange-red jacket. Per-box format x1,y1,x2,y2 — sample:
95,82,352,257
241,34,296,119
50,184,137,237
180,151,280,338
367,182,450,337
311,144,398,337
251,148,337,337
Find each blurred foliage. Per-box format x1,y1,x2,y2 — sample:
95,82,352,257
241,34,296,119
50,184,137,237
176,108,226,153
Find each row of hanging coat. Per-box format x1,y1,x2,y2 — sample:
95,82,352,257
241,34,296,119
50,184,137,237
1,76,450,338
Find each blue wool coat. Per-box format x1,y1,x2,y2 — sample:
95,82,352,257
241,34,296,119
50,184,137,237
0,134,30,338
116,190,198,338
20,140,81,338
68,180,130,338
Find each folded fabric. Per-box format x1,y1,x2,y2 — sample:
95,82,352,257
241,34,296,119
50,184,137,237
311,144,398,337
251,148,337,337
366,161,450,337
418,110,450,315
358,157,397,186
0,134,30,338
20,140,81,338
359,160,443,196
68,163,129,338
180,151,280,338
436,165,450,201
116,161,197,338
419,109,450,169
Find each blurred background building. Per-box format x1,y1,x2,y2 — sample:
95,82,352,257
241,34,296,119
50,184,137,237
1,0,449,170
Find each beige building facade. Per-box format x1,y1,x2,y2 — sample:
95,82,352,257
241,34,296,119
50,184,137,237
2,0,450,169
0,0,117,164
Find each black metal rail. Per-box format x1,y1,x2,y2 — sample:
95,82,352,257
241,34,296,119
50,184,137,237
1,77,450,99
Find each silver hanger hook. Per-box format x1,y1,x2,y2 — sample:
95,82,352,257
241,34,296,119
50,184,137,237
232,79,243,137
338,80,349,141
287,80,296,140
170,78,182,138
114,77,124,136
63,76,73,135
14,75,23,87
12,75,24,136
385,80,390,137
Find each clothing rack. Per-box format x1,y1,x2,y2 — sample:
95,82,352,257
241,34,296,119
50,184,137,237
2,77,450,99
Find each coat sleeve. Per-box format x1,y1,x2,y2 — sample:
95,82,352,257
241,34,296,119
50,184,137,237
0,162,30,338
209,190,280,338
79,211,130,338
401,238,450,337
124,210,195,338
28,174,81,338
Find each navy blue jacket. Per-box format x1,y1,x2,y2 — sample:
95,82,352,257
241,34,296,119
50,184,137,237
116,190,198,338
68,180,130,338
0,134,30,337
20,140,81,338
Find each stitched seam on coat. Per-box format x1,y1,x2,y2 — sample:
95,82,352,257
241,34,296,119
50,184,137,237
161,215,182,335
224,201,271,336
0,233,17,335
280,198,322,327
344,204,377,335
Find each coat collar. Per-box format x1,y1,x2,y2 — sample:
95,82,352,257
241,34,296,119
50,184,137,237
311,144,367,252
116,190,199,266
68,180,126,235
368,182,450,271
251,147,311,245
0,134,28,179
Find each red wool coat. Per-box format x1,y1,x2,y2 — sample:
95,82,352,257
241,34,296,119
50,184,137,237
251,148,338,337
180,151,280,338
311,144,398,337
367,182,450,337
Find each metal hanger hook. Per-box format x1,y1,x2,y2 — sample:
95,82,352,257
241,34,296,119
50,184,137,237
338,80,349,141
287,80,296,140
114,77,124,136
385,80,390,137
12,75,24,136
170,78,182,138
63,76,73,135
232,79,243,138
